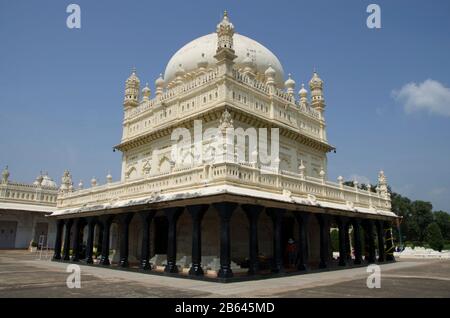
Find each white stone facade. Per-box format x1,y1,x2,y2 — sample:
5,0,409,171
0,167,57,248
53,12,394,220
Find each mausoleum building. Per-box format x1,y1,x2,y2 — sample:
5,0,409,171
50,12,397,281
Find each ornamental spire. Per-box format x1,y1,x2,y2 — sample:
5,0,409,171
2,166,9,184
216,10,235,52
309,70,325,112
123,67,140,108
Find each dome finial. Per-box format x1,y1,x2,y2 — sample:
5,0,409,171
224,10,228,18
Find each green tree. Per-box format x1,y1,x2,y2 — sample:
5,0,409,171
409,201,434,243
425,223,444,252
434,211,450,241
390,192,411,243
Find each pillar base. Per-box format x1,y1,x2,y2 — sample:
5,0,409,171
271,264,284,274
218,268,233,279
386,255,395,262
247,264,259,275
140,260,151,270
52,255,61,261
189,265,204,276
338,259,348,267
86,257,93,264
353,259,362,265
319,261,328,269
119,259,129,268
297,263,308,271
99,257,110,266
164,262,178,273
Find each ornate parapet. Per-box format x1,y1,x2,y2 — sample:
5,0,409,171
56,162,391,214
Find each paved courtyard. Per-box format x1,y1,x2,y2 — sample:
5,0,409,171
0,250,449,298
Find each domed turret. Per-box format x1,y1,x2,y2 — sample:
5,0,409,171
265,65,276,87
299,83,308,106
142,83,151,101
123,67,140,108
242,53,255,76
59,170,73,192
285,73,296,96
174,64,185,85
41,173,57,188
155,73,165,96
106,171,113,184
197,53,209,72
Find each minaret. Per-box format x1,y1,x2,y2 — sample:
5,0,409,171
309,71,325,114
123,67,140,109
214,11,237,75
216,10,234,51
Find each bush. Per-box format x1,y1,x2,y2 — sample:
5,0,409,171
30,241,38,247
425,223,444,252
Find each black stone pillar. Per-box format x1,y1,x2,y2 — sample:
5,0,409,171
187,205,208,276
164,207,183,273
365,220,376,264
352,219,363,265
317,214,329,269
384,222,395,261
52,219,64,260
99,215,114,266
337,217,348,266
140,211,156,270
97,222,104,257
344,222,352,262
267,207,285,273
62,219,73,261
85,217,97,264
214,202,237,279
376,221,385,262
294,213,310,271
118,213,134,268
71,219,83,262
242,204,263,275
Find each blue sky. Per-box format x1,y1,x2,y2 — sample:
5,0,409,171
1,0,449,211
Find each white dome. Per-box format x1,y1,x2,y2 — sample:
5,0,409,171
164,33,285,87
